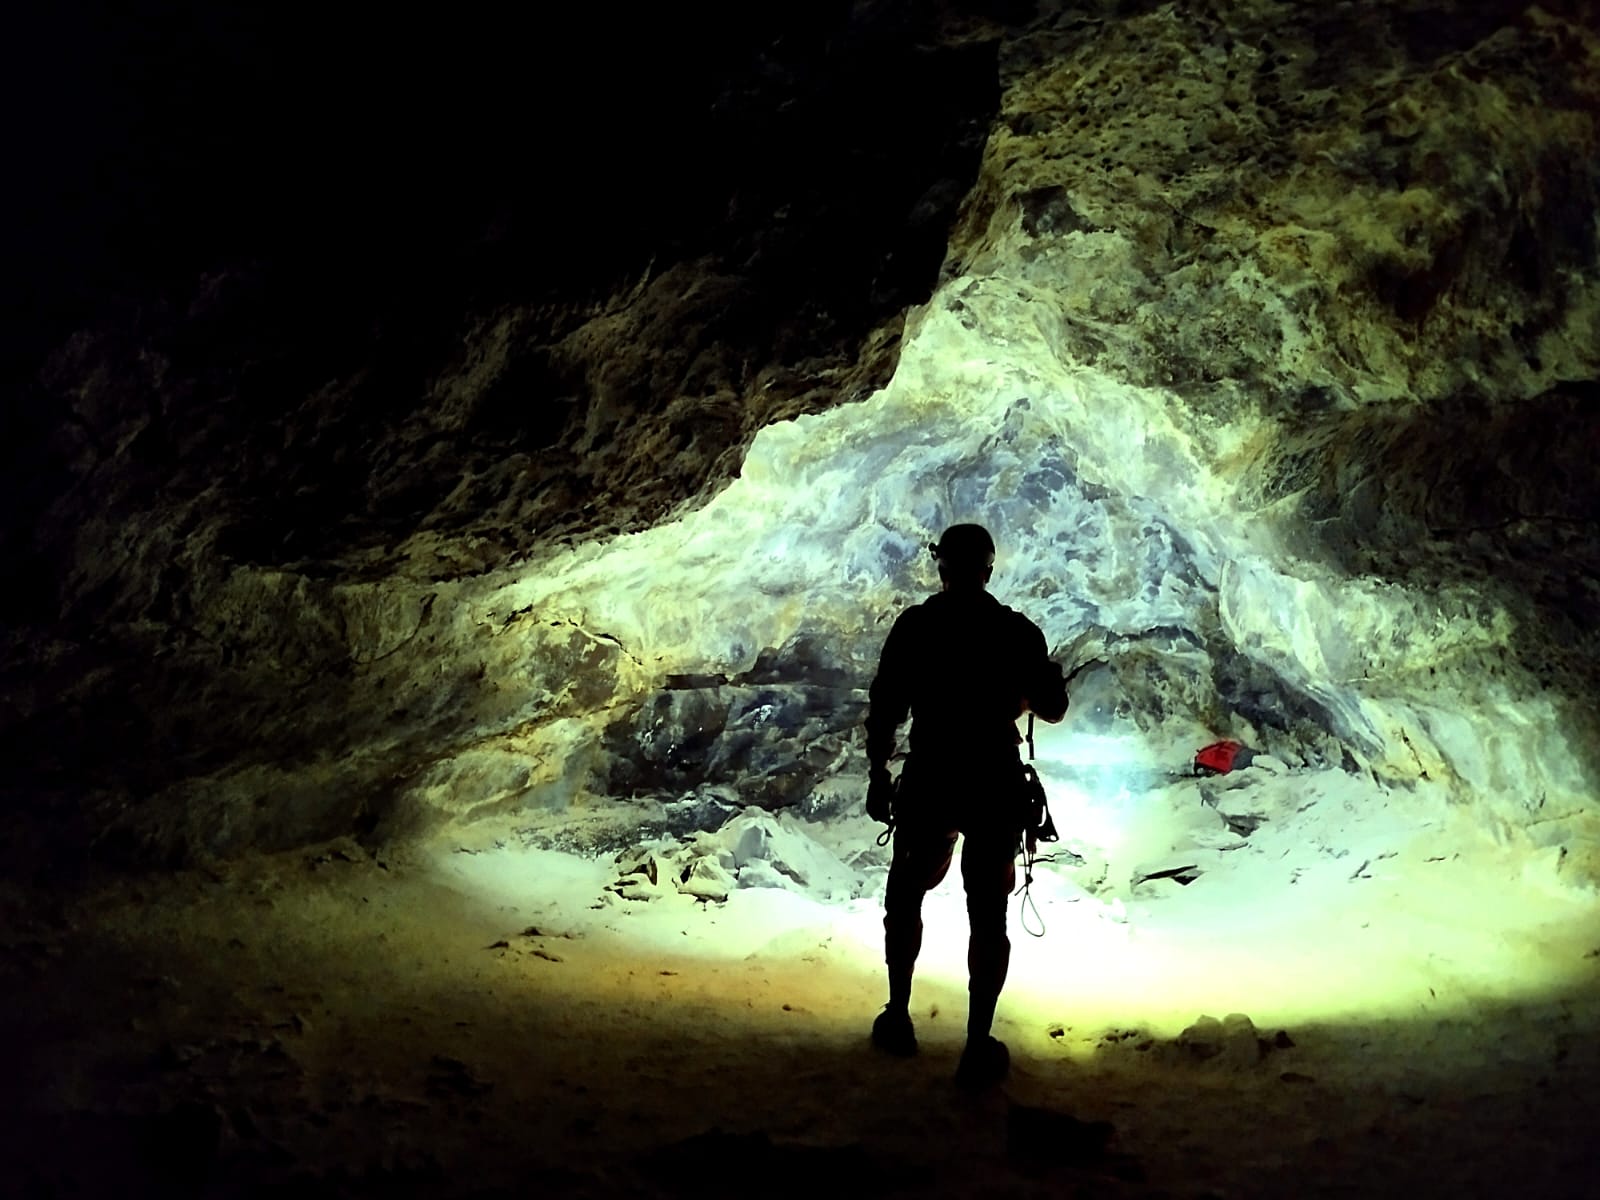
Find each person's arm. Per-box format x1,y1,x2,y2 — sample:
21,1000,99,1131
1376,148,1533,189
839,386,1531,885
865,610,916,769
864,610,916,824
1022,621,1069,723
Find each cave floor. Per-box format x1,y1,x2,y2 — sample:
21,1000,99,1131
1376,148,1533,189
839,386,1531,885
4,835,1599,1200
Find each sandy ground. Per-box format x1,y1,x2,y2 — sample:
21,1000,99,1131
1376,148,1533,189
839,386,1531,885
4,822,1599,1200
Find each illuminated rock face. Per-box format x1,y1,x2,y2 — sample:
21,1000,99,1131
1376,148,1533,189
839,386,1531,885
473,0,1600,875
4,2,1598,876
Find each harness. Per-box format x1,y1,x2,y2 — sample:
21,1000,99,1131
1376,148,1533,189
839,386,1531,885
877,713,1068,934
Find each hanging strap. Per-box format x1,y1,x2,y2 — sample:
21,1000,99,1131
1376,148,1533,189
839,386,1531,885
1017,710,1048,937
874,771,900,847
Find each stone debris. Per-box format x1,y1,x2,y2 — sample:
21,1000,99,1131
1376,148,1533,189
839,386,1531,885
735,859,795,890
614,849,663,885
599,808,865,903
488,926,569,960
720,809,861,899
1176,1014,1239,1062
609,848,674,900
1173,1014,1298,1069
678,856,735,902
1099,1028,1155,1052
681,830,737,874
1130,855,1204,888
1190,826,1252,851
1219,811,1268,837
610,876,661,901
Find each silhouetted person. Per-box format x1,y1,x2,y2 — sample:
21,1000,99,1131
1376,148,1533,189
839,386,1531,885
865,523,1068,1088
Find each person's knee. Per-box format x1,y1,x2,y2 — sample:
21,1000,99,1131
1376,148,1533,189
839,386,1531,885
961,847,1013,929
885,870,927,916
966,892,1007,937
888,833,955,899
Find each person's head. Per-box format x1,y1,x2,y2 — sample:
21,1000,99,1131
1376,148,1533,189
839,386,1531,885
929,523,996,591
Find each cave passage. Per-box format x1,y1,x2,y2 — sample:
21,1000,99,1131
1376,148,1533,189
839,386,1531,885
4,1,1600,1197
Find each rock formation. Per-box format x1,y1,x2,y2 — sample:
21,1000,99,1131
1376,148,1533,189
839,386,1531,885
2,0,1597,883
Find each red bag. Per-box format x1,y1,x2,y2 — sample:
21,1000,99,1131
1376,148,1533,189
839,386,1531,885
1194,740,1247,775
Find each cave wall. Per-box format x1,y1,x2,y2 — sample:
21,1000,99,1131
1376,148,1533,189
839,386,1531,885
1,0,1010,863
3,0,1598,873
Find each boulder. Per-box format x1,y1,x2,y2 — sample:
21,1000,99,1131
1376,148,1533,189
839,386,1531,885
678,857,734,903
610,848,672,901
720,810,861,899
1177,1013,1268,1067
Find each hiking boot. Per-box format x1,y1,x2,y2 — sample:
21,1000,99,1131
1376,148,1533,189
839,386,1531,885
955,1035,1010,1089
870,1007,918,1057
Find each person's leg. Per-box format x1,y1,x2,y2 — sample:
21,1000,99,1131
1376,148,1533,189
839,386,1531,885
956,828,1017,1084
875,824,956,1052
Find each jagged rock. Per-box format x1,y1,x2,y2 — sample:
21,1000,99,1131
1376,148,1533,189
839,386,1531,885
1199,771,1261,797
1176,1015,1226,1061
1200,774,1277,838
1177,1013,1269,1067
661,789,742,838
614,849,662,886
1131,855,1204,888
610,848,674,900
735,861,791,891
721,810,861,899
682,830,737,873
795,771,870,821
1219,811,1268,838
1190,827,1251,852
678,857,734,903
612,878,661,902
606,684,864,810
1220,1013,1267,1064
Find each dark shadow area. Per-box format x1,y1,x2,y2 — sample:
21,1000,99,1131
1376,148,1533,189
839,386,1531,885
2,1,1008,587
0,1,1021,866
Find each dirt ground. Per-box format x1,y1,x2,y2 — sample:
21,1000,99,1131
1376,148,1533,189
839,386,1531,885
4,838,1598,1200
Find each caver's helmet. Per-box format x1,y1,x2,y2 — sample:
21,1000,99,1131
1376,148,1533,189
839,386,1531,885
929,523,996,579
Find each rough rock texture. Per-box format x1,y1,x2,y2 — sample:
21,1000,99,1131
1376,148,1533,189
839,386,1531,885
1,2,1004,864
958,0,1599,402
3,0,1598,872
933,0,1600,865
